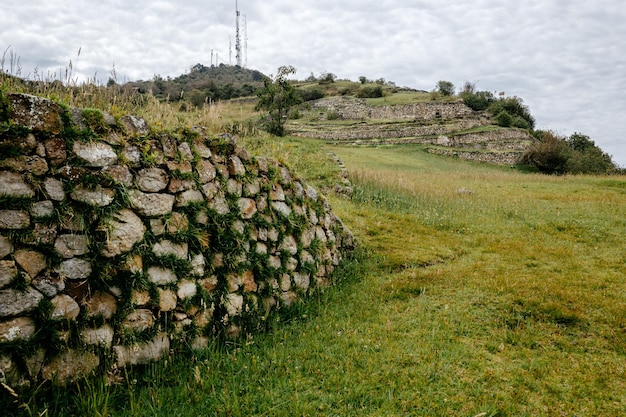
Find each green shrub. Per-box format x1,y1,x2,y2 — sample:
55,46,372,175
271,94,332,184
356,85,383,98
460,90,495,111
494,110,513,127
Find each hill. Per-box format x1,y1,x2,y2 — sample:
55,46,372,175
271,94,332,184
126,64,267,104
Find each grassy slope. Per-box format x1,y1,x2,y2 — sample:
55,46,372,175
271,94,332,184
14,138,626,416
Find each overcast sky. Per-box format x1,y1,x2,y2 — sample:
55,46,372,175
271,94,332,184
2,0,625,166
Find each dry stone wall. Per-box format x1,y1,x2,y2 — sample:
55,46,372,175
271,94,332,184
0,93,354,387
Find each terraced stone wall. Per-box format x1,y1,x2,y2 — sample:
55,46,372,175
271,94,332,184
0,93,354,387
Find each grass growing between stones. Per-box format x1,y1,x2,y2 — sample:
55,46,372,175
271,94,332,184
4,139,626,415
3,68,624,414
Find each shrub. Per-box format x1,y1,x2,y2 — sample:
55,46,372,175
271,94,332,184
521,131,617,175
436,80,455,96
520,131,570,174
489,96,535,129
460,90,495,111
494,110,513,127
297,88,324,102
356,85,383,98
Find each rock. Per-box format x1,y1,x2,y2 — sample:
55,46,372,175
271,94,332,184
165,212,189,233
228,155,246,176
238,198,257,219
147,266,177,285
0,210,30,229
280,291,297,307
280,235,298,256
271,201,291,217
166,160,192,173
0,260,17,289
280,274,291,291
14,250,47,279
82,325,114,347
199,276,218,292
101,165,134,187
100,209,146,258
175,189,204,207
131,290,151,306
41,349,99,385
73,142,118,167
269,184,285,201
190,253,205,277
244,179,261,197
119,115,150,136
293,272,311,291
24,349,46,380
50,295,80,320
29,200,55,219
201,182,219,200
113,334,169,367
178,142,194,160
177,280,197,300
44,138,67,166
223,293,243,317
152,240,188,260
70,185,116,207
56,258,92,280
8,93,64,134
0,288,43,317
85,291,117,319
25,223,57,246
121,144,142,166
157,288,177,311
0,235,13,259
208,192,230,214
0,317,36,342
268,255,282,270
227,179,242,196
0,155,48,175
136,168,168,192
54,234,90,258
122,309,155,332
32,271,65,297
0,171,34,198
128,190,175,217
242,270,257,292
305,185,318,201
196,160,217,183
43,177,66,201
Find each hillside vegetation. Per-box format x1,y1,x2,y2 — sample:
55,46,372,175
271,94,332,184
2,68,626,416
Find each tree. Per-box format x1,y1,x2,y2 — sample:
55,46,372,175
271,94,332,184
255,66,300,136
436,80,455,96
520,131,570,174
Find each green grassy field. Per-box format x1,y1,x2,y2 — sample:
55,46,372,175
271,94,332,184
10,137,626,416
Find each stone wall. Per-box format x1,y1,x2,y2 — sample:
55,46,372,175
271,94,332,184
308,96,476,121
426,147,524,165
0,93,354,387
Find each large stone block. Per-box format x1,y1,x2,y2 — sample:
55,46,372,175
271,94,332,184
54,234,90,258
73,142,118,167
113,334,170,367
41,349,99,385
8,93,64,134
0,317,36,342
100,209,146,258
0,260,17,289
128,190,175,217
0,171,34,198
0,288,43,318
0,210,30,229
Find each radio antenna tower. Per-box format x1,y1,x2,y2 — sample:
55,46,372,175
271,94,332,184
235,0,242,67
244,14,248,68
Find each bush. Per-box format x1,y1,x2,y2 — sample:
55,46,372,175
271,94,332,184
494,110,513,127
460,90,495,111
297,88,324,102
489,96,535,129
521,131,617,175
521,131,570,174
356,85,383,98
436,80,455,96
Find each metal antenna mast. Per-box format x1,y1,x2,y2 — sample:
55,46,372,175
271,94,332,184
244,14,248,68
235,0,242,67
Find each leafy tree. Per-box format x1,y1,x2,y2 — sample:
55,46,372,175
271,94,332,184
255,66,300,136
521,131,570,174
494,110,513,127
489,96,535,129
359,76,368,85
436,80,455,96
356,85,383,98
460,90,495,111
521,131,617,174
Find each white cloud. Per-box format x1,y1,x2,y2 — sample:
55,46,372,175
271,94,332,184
1,0,625,165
